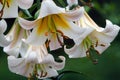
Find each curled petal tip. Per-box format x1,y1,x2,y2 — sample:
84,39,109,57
18,0,34,9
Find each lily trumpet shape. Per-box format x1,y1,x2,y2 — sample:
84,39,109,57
18,0,92,50
65,11,120,58
8,44,65,79
0,0,33,18
0,19,10,47
3,20,27,57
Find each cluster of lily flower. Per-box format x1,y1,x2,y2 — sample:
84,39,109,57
0,0,119,79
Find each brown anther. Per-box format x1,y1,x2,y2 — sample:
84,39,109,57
36,73,39,76
95,40,98,47
40,71,47,77
100,44,105,47
45,40,51,48
42,72,47,77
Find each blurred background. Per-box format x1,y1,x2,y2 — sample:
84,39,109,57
0,0,120,80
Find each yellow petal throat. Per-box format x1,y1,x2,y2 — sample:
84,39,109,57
36,14,70,36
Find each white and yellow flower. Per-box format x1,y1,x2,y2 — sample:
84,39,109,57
65,11,120,58
0,19,10,47
8,44,65,79
3,20,27,57
0,0,33,18
18,0,93,50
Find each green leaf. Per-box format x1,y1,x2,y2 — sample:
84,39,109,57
53,0,67,7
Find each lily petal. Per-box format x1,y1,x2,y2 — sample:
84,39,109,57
17,0,34,9
4,23,25,57
19,41,29,57
38,54,65,70
49,34,63,50
66,11,120,58
0,34,10,47
24,20,48,45
0,19,7,33
8,44,65,79
90,20,120,43
0,19,10,47
63,7,84,21
64,44,86,58
56,21,94,45
37,0,65,19
37,65,58,79
94,42,110,54
18,0,89,48
8,56,35,77
18,17,38,30
1,0,18,18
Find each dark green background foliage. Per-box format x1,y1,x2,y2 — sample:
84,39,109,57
0,0,120,80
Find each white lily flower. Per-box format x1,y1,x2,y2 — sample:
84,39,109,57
3,20,27,57
65,11,120,58
0,0,34,18
8,44,65,79
18,0,92,50
0,19,10,47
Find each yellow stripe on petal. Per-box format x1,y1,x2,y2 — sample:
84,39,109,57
48,15,56,32
36,18,48,35
6,0,12,7
52,14,70,29
36,14,70,36
0,0,12,7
